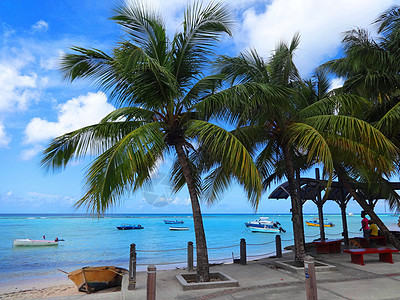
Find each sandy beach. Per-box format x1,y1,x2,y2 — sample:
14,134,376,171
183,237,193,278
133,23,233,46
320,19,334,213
0,276,80,299
3,247,400,300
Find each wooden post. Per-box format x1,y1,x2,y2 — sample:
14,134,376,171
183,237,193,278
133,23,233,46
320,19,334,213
147,264,156,300
240,238,247,265
315,168,326,241
275,235,282,258
304,255,318,300
128,243,137,290
187,241,194,272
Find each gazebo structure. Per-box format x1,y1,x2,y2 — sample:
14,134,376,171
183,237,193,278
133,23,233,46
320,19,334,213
269,168,400,247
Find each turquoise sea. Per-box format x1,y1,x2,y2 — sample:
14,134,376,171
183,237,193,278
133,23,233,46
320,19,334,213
0,213,398,286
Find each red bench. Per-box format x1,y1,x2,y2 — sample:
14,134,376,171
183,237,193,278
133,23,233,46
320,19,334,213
353,236,387,247
343,247,399,265
312,239,343,254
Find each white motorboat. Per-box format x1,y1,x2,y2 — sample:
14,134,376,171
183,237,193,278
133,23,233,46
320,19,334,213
13,239,59,246
248,225,283,233
245,217,285,232
245,217,275,227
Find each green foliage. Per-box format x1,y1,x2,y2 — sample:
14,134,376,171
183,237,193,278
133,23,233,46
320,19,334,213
42,0,262,216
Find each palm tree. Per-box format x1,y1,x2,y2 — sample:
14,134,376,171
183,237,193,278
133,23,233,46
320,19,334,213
321,6,400,248
41,1,263,282
214,34,399,261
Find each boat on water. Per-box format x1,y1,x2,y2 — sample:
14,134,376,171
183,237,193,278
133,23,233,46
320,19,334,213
245,217,284,229
164,220,184,224
116,224,143,230
248,224,285,233
348,212,354,216
306,218,335,227
67,266,127,293
169,227,189,231
13,239,59,246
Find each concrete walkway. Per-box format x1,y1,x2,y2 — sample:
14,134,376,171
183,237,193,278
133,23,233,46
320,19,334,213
49,249,400,300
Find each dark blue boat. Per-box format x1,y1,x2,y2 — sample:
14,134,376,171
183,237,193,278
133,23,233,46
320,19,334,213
117,224,144,230
163,220,184,224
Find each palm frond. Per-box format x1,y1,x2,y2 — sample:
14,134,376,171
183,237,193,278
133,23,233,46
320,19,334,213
41,121,146,172
186,120,261,207
74,122,166,215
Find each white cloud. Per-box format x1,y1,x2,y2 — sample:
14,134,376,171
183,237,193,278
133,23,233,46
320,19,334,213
40,49,64,70
0,55,43,112
24,91,115,146
20,144,44,161
330,77,345,91
235,0,395,76
0,122,11,148
32,20,49,32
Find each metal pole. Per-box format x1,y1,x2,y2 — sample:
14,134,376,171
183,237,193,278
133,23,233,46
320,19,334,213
128,243,137,290
187,241,194,272
304,255,318,300
275,235,282,258
147,264,156,300
240,238,247,265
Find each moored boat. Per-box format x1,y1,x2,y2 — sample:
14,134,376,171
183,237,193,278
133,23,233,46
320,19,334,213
13,239,59,246
306,218,334,227
67,266,127,293
169,227,189,231
116,224,143,230
245,216,284,231
248,224,286,233
164,220,184,224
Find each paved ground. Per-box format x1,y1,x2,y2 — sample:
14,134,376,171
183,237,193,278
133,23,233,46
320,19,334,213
46,246,400,300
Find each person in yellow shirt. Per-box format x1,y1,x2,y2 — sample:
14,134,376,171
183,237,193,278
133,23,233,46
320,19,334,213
369,220,379,237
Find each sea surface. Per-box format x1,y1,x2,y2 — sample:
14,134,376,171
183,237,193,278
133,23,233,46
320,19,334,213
0,213,398,285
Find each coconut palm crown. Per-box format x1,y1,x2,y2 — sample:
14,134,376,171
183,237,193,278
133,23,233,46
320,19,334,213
40,1,264,282
214,34,399,260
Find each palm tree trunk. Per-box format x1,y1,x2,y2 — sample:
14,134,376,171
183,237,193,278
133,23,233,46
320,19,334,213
175,144,210,282
335,165,400,249
283,145,306,261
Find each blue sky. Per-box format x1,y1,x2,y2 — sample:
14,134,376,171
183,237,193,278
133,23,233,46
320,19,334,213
0,0,397,214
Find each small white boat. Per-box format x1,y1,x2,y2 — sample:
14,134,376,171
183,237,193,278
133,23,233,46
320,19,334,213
245,217,275,227
169,227,189,231
348,212,354,216
13,239,59,246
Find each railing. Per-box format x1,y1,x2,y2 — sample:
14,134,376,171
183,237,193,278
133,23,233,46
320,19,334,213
128,235,288,290
127,231,346,290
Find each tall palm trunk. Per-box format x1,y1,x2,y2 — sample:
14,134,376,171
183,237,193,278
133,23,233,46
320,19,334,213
283,145,306,261
335,165,400,249
175,144,210,282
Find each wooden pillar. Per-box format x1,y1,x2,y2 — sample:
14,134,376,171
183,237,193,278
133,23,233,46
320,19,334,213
275,235,282,258
316,168,325,241
146,265,156,300
128,243,136,290
240,238,247,265
304,255,318,300
340,203,349,248
187,241,194,272
296,169,306,249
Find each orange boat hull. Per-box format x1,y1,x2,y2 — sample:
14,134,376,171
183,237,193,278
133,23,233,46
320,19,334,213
68,266,127,293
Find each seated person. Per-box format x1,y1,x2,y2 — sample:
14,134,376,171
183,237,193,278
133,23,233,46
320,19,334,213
369,220,378,237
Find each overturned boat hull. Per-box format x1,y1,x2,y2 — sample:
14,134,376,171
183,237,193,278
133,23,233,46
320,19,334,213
68,266,127,293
